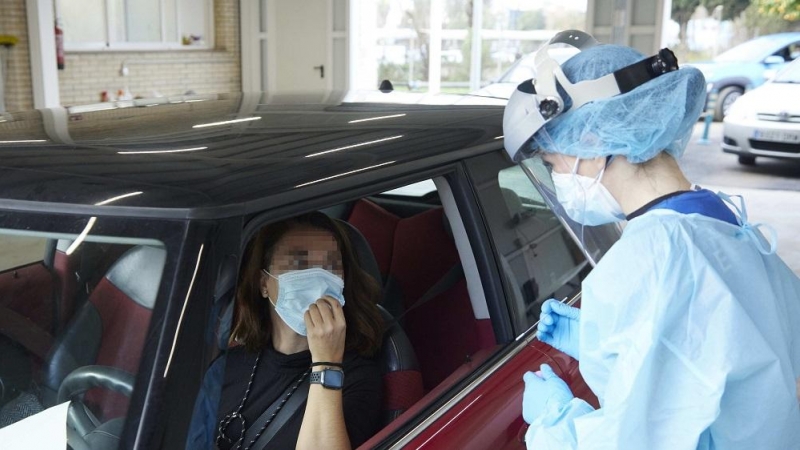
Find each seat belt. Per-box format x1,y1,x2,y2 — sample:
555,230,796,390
396,263,464,323
0,304,53,360
243,376,310,448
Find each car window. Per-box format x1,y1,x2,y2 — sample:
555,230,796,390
0,221,167,450
499,47,580,84
198,176,500,449
466,151,592,334
715,36,792,62
0,235,47,271
380,179,437,197
790,43,800,61
775,60,800,83
774,42,800,62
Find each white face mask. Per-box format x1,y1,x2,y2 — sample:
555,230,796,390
263,268,345,336
551,158,625,226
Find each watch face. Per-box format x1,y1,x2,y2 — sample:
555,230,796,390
322,369,344,389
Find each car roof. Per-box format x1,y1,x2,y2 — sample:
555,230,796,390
0,92,504,219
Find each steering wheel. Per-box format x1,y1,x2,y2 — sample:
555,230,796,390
58,365,134,450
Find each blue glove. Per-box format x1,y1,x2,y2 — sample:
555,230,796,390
522,364,575,424
537,299,580,360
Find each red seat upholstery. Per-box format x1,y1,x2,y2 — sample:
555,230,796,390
346,199,400,282
42,245,165,420
335,218,424,425
348,199,496,392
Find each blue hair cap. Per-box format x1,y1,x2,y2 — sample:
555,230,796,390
531,44,706,164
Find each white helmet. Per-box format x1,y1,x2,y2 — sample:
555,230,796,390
503,30,680,161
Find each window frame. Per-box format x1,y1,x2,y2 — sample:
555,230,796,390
158,152,532,449
462,150,593,336
59,0,215,52
226,163,517,448
0,209,188,449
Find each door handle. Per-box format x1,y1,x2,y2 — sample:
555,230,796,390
313,65,324,78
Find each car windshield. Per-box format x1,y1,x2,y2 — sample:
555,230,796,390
498,54,536,84
774,61,800,83
715,37,785,62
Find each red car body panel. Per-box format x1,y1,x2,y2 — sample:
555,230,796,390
366,338,598,449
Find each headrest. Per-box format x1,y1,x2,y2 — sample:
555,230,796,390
105,245,167,309
334,219,382,287
214,254,238,301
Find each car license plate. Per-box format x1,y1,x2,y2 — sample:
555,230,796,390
752,129,800,143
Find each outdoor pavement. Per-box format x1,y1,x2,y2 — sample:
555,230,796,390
681,122,800,274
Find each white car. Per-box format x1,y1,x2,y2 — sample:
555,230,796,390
722,59,800,165
471,47,580,99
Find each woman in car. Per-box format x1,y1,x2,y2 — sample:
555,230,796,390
502,32,800,449
187,212,385,449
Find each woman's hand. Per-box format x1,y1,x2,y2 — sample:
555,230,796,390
305,296,346,364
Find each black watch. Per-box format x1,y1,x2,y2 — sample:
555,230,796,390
310,368,344,390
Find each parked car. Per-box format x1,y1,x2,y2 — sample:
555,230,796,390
722,59,800,166
471,47,580,99
0,92,622,449
688,32,800,121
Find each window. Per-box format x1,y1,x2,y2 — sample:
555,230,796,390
57,0,213,51
466,151,591,334
189,176,499,448
380,179,437,197
0,235,47,272
0,218,168,449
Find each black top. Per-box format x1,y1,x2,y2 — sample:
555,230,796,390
215,343,383,449
0,94,504,218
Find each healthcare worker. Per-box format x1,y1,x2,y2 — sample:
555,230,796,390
503,30,800,449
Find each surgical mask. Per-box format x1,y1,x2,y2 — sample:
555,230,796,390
551,159,625,226
262,268,345,336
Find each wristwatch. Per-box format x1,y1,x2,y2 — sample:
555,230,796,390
310,368,345,390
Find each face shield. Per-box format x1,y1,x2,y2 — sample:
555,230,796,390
517,133,625,265
503,31,682,264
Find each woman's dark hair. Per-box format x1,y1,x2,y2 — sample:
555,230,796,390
230,211,385,357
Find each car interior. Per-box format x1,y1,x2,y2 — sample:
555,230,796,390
203,178,501,442
0,235,164,449
324,184,499,422
209,172,588,446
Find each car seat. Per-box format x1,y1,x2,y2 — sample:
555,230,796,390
347,199,495,391
41,245,166,420
336,219,424,426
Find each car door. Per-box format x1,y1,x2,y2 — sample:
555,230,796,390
383,149,614,449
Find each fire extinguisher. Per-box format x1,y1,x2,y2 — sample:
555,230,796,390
55,19,64,70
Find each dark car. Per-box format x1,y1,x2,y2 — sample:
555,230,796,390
0,92,618,449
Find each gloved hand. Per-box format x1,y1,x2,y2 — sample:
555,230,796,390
522,364,575,424
537,299,581,360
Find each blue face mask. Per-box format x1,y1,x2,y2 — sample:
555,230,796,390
262,268,345,336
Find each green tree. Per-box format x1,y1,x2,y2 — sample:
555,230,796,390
517,10,546,30
673,0,702,49
705,0,752,20
756,0,800,21
738,2,800,37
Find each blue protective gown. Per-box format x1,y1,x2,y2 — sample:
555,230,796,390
526,190,800,449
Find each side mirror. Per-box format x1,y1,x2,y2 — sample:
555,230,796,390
763,55,785,65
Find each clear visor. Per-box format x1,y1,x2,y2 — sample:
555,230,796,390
516,128,622,266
